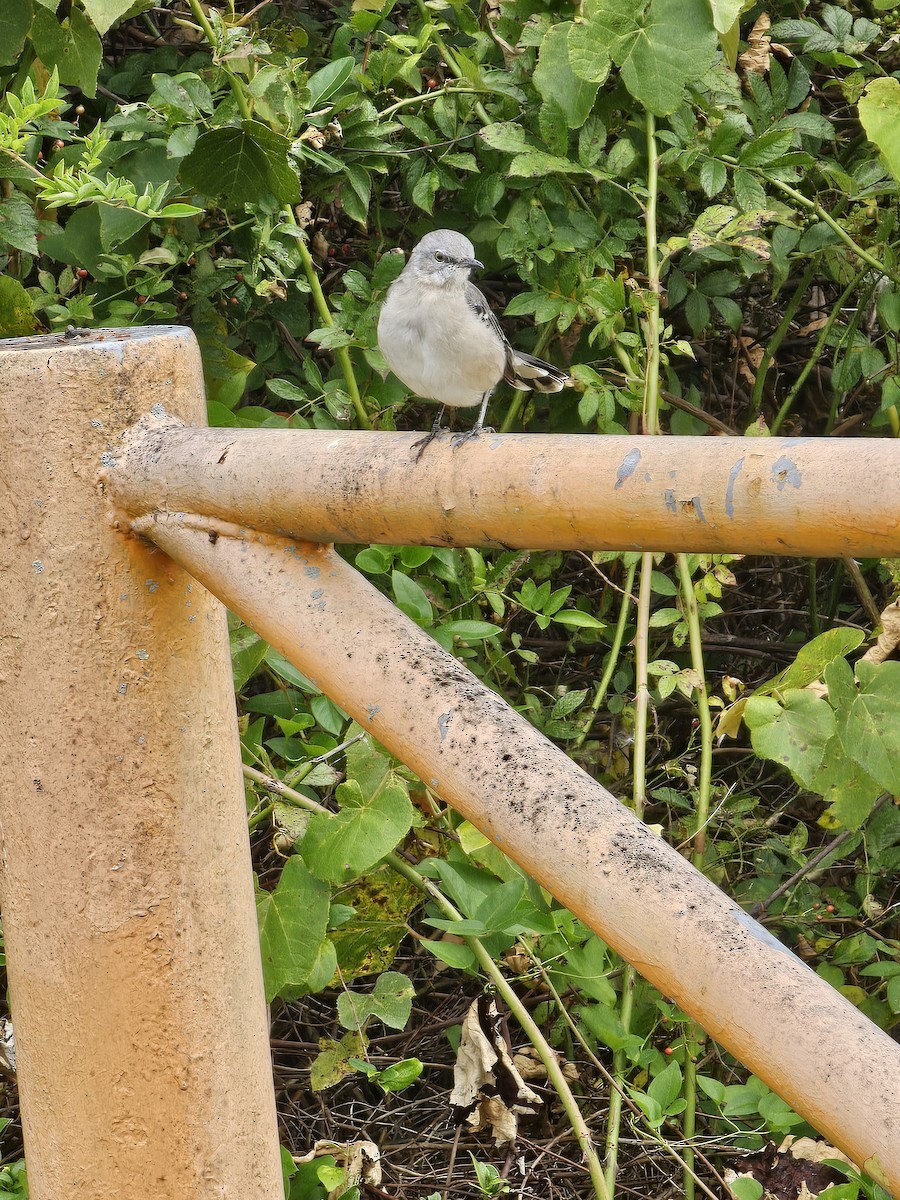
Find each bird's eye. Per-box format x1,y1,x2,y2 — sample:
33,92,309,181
433,251,446,263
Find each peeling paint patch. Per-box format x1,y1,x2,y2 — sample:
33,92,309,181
614,448,641,490
725,457,744,519
150,402,168,418
430,778,439,789
664,489,676,513
145,579,159,593
305,566,321,578
100,451,117,468
366,704,381,721
31,560,43,573
136,649,149,661
692,495,706,523
437,711,453,741
311,588,324,600
772,455,802,490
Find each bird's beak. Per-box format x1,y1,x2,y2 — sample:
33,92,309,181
465,257,484,272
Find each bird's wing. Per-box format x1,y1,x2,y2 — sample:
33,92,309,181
465,283,514,361
465,283,569,394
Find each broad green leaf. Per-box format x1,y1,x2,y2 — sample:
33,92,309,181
421,938,477,970
567,20,612,83
579,1001,639,1053
508,150,595,179
613,0,717,116
391,569,432,624
0,0,32,65
859,77,900,185
552,609,606,630
479,122,533,154
310,1032,366,1091
30,6,102,97
0,275,37,338
306,56,355,109
648,1060,683,1111
707,0,743,34
300,772,414,883
744,690,835,786
337,970,415,1031
80,0,137,35
533,22,600,129
257,855,334,1002
837,660,900,793
374,1058,424,1092
811,732,883,831
230,626,268,691
762,629,864,694
181,121,300,205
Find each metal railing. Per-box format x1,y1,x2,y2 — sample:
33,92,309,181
2,326,898,1199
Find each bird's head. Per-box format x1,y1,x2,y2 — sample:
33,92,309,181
406,229,483,289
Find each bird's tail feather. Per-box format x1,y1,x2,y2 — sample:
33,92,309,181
505,350,570,393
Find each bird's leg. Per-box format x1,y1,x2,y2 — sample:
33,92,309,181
451,391,494,448
411,406,448,460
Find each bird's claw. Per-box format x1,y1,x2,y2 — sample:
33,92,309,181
450,425,494,448
411,425,450,461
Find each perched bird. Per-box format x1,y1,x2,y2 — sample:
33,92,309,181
377,229,569,454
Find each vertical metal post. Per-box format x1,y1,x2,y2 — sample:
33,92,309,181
0,329,284,1199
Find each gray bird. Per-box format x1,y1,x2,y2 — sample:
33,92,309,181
376,229,570,454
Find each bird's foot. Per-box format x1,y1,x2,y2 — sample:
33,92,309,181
450,424,494,448
411,421,450,461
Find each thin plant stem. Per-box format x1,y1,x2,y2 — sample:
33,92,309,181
294,229,372,429
572,558,638,752
642,112,661,436
770,268,866,434
674,553,715,1199
411,0,491,126
749,260,816,417
184,0,253,120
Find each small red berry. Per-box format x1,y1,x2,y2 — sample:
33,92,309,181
76,268,89,279
664,1046,674,1056
135,294,146,304
826,904,835,913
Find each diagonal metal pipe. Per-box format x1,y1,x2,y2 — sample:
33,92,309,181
105,413,900,557
123,510,900,1195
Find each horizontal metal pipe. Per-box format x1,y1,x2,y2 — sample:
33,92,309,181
105,415,900,557
133,510,900,1194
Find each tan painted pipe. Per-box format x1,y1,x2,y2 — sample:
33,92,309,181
0,330,283,1199
127,511,900,1195
106,414,900,557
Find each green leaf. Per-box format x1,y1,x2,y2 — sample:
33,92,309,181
81,0,140,35
648,1060,683,1111
837,660,900,793
0,0,33,64
438,620,501,641
337,970,415,1031
552,609,606,631
181,121,300,205
744,690,836,786
421,937,477,970
306,56,355,109
0,274,37,338
567,20,612,83
859,77,900,184
612,0,718,117
391,570,433,624
699,158,727,198
533,22,600,129
300,770,414,883
764,629,865,693
811,731,883,831
257,856,334,1002
373,1057,424,1092
30,6,102,97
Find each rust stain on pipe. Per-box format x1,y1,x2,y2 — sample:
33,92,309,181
106,416,900,558
132,512,900,1194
